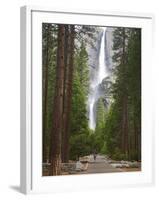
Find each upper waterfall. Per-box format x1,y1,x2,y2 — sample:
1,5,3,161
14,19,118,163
98,27,108,84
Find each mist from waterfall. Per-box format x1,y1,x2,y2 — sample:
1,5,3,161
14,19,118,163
88,27,109,130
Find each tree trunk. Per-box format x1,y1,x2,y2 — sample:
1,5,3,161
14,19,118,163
123,96,129,156
42,24,51,163
49,25,65,175
121,28,129,157
61,25,69,163
62,25,75,163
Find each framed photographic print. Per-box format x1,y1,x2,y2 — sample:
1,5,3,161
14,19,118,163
20,6,154,194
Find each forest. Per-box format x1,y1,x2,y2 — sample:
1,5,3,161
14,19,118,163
42,23,141,176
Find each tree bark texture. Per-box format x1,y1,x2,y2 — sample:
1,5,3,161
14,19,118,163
43,24,51,163
121,28,129,156
62,25,75,163
49,25,65,175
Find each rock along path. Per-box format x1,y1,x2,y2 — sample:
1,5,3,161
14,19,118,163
78,155,122,174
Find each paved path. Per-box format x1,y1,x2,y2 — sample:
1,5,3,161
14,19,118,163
78,155,122,174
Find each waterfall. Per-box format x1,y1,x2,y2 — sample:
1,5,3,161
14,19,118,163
88,27,109,130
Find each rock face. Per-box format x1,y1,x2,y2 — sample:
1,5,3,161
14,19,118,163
87,30,102,85
105,27,114,72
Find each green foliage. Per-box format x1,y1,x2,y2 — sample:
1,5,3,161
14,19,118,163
112,151,127,161
70,69,89,136
102,28,141,161
69,41,91,159
94,98,107,153
104,102,121,156
69,133,91,160
74,41,89,96
95,98,106,133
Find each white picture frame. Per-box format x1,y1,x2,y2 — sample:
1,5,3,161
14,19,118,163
20,5,154,194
